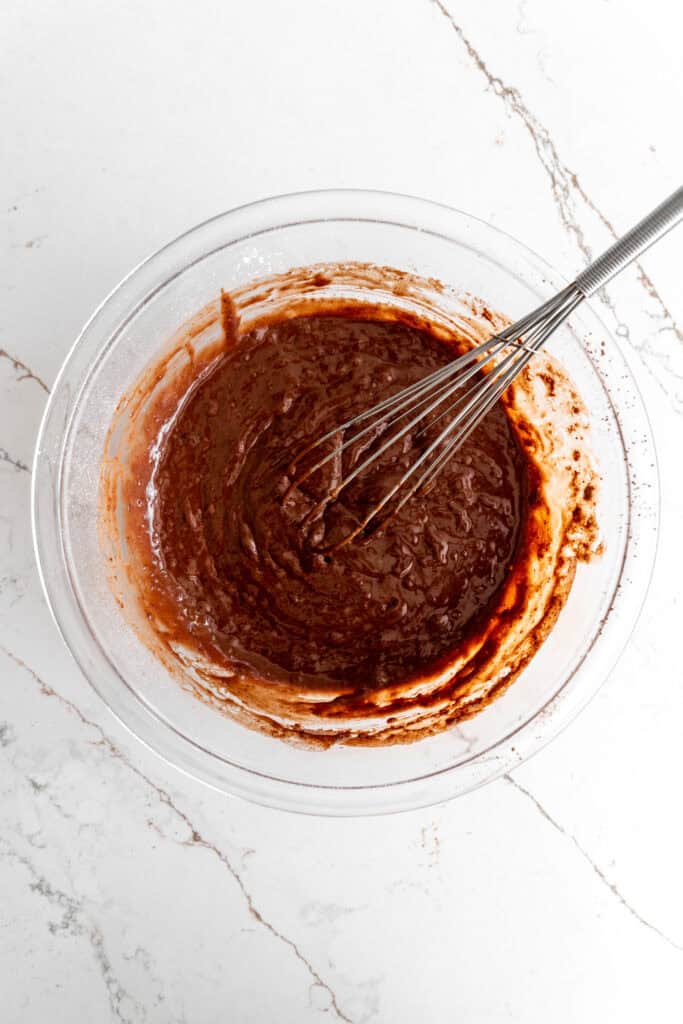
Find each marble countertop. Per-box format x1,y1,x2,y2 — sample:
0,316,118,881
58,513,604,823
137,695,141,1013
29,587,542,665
2,1,682,1020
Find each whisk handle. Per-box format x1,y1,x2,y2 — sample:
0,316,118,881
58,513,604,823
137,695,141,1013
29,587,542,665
574,185,683,297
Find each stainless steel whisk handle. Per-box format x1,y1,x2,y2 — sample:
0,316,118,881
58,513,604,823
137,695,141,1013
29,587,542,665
573,185,683,297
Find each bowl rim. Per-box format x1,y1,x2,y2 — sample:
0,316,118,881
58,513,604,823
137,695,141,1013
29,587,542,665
32,188,660,815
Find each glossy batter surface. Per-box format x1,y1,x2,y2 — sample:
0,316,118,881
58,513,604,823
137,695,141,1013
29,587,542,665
149,314,528,689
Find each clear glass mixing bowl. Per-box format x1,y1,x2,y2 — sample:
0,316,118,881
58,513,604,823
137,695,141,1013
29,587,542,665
32,190,659,814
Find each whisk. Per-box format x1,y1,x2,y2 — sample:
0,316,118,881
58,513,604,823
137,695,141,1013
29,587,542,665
288,186,683,548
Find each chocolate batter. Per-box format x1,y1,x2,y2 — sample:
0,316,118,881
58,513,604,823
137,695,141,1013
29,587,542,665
147,312,528,690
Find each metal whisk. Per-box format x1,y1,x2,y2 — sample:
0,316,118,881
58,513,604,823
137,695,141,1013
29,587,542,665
288,186,683,548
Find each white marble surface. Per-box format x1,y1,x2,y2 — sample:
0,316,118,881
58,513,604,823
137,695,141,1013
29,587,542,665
2,1,683,1020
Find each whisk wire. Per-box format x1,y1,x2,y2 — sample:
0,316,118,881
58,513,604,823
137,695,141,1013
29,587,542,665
286,285,585,548
286,335,506,487
286,291,572,493
330,288,585,546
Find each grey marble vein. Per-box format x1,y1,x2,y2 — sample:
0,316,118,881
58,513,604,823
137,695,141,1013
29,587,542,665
0,836,141,1022
121,947,183,1023
0,645,353,1024
7,187,43,216
11,234,48,250
504,775,683,952
0,348,50,394
0,721,16,747
0,447,30,473
431,0,682,405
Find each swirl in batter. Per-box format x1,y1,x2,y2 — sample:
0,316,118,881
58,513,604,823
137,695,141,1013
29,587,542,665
150,313,527,690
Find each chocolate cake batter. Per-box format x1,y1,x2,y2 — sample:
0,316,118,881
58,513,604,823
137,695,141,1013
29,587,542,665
148,312,527,690
102,263,599,745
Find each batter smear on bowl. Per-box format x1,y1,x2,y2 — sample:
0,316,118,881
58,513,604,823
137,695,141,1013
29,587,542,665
101,264,600,745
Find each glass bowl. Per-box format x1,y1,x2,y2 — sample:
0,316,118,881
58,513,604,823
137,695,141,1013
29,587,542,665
32,190,658,815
